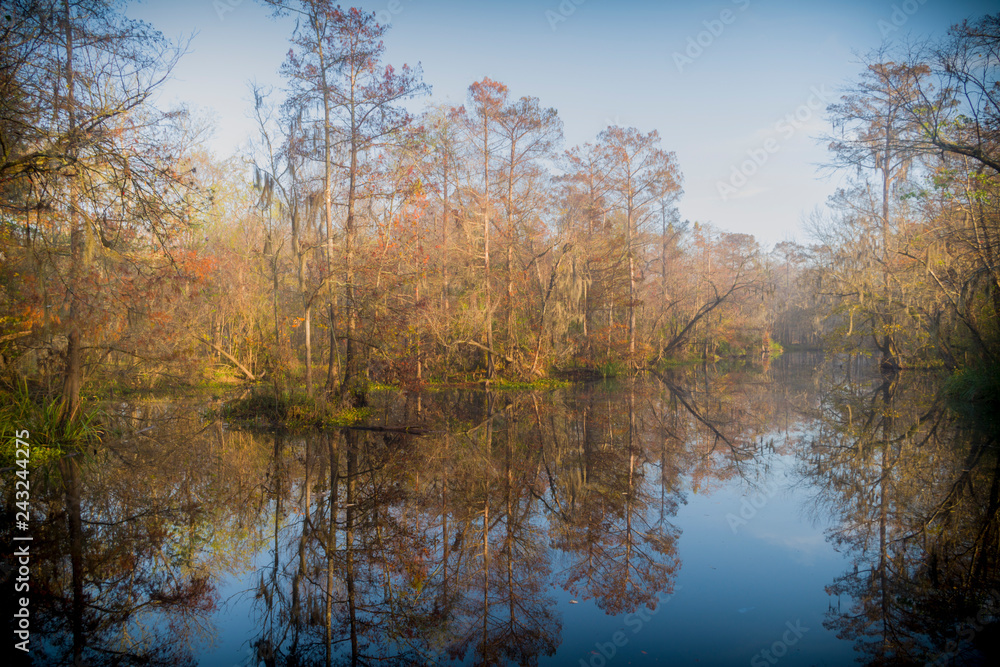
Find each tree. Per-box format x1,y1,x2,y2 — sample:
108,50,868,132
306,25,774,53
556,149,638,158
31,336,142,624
824,58,926,370
0,0,193,419
595,127,682,366
812,21,1000,370
556,142,613,358
495,94,562,352
884,17,1000,363
884,15,1000,174
277,2,428,399
462,78,509,378
418,104,465,315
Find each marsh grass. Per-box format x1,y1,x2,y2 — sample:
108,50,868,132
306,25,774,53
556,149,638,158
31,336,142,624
0,381,104,469
219,389,370,430
944,362,1000,427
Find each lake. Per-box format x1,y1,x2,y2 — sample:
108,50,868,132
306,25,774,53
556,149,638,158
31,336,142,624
6,353,999,665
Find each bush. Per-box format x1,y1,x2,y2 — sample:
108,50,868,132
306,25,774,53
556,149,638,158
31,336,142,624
218,389,369,430
944,363,1000,406
0,381,103,469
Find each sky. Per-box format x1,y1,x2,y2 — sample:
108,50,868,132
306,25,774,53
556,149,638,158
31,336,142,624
126,0,997,249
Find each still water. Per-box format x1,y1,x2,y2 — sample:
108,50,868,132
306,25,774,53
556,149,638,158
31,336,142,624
4,354,999,665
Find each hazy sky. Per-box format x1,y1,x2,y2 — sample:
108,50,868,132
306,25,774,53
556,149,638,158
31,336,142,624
127,0,996,248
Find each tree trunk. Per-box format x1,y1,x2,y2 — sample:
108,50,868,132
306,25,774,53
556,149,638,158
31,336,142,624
342,69,361,402
627,197,636,365
304,303,312,395
483,122,495,378
61,0,82,423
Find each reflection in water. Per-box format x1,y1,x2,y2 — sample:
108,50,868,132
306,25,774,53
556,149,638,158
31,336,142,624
548,383,681,617
6,402,248,666
3,357,998,665
802,363,1000,665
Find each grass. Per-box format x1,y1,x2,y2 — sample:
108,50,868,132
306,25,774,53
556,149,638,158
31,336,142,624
0,381,104,469
944,362,1000,413
490,377,569,391
365,381,399,393
323,406,372,427
657,356,702,370
218,389,370,430
597,360,625,378
942,360,1000,437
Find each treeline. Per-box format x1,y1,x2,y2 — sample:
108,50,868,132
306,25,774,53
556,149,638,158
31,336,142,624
772,15,1000,379
0,0,779,415
4,1,996,423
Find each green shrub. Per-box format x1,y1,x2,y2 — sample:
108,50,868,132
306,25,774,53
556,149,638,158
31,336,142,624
597,360,624,378
219,389,370,430
0,382,103,469
944,363,1000,407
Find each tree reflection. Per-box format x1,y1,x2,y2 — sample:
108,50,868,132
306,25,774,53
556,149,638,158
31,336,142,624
4,362,833,665
2,404,258,665
804,361,1000,665
543,382,681,614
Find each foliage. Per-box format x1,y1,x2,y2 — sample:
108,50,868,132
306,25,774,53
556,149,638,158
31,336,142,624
0,380,103,468
0,0,203,418
597,359,625,378
17,3,999,431
796,14,1000,376
490,377,569,391
218,388,370,430
944,363,1000,413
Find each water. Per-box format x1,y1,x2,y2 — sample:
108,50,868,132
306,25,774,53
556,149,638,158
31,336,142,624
5,354,999,665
